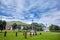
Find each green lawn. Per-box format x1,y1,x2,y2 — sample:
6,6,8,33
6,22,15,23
0,30,60,40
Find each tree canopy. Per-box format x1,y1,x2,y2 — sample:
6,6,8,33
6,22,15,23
12,23,17,30
0,20,6,31
49,24,60,32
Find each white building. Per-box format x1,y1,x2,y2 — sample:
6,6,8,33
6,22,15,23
43,27,49,32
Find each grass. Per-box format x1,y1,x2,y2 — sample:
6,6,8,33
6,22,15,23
0,30,60,40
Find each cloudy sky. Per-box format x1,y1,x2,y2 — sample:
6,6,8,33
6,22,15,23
0,0,60,26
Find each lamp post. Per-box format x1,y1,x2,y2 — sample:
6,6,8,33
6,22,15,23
30,15,34,30
32,18,33,30
30,15,36,36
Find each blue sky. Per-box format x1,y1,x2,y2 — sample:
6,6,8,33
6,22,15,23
0,0,60,26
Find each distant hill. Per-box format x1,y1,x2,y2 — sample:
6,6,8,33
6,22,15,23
6,21,27,26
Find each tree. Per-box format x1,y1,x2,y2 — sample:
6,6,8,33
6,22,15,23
37,23,45,31
49,24,60,31
55,25,59,30
31,23,45,31
0,20,6,32
12,23,17,30
0,20,3,32
2,21,6,30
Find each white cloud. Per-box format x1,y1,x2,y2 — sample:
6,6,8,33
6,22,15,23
0,0,60,26
39,9,60,26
